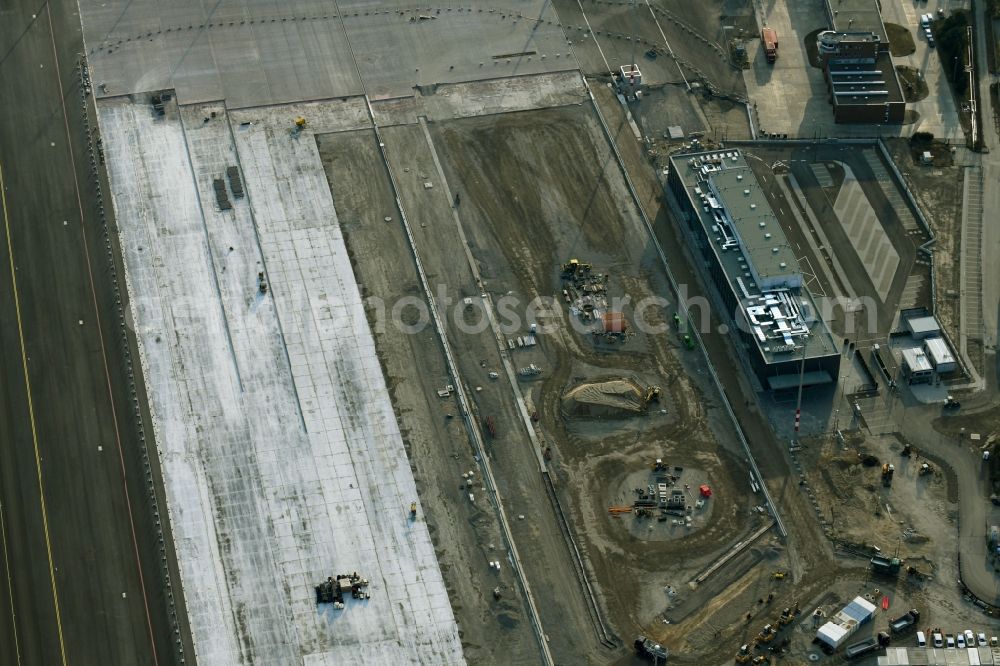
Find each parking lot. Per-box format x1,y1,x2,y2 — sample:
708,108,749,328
745,0,964,140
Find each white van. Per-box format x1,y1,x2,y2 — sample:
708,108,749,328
916,631,927,647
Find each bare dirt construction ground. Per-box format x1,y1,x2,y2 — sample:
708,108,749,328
886,22,917,57
317,131,539,665
885,138,965,366
897,66,930,103
552,0,748,96
428,105,787,661
795,430,995,643
628,84,753,162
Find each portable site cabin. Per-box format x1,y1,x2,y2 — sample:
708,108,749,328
923,337,956,374
901,348,933,384
816,596,877,649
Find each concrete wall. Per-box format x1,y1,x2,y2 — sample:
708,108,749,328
832,98,906,124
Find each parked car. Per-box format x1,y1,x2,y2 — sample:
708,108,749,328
965,630,976,647
933,632,944,648
947,634,956,648
978,632,988,647
916,631,927,647
957,633,966,649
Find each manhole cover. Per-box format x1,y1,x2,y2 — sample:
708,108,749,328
808,653,820,662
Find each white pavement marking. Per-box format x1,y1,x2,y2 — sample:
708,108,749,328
832,171,899,301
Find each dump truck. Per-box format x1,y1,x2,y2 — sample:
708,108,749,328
870,554,902,576
762,28,778,63
881,463,895,487
634,636,669,661
889,609,919,634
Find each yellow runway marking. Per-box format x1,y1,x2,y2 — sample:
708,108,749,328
0,161,68,665
0,498,22,664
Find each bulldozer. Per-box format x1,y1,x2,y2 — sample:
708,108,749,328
560,258,592,278
778,607,794,627
735,644,752,663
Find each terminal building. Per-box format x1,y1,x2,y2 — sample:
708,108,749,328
817,0,906,124
667,149,841,390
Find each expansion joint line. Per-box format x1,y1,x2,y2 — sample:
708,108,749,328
325,2,555,661
0,163,68,666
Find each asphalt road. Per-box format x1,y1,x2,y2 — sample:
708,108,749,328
0,1,183,664
902,408,1000,606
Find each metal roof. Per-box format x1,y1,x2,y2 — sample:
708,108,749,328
843,597,877,621
906,315,941,336
923,337,955,367
901,347,934,373
879,646,1000,665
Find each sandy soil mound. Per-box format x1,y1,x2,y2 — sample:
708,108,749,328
562,378,648,417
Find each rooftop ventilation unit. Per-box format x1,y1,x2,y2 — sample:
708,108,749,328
772,247,779,253
744,189,751,196
737,174,743,181
750,203,757,209
758,221,766,228
765,233,772,239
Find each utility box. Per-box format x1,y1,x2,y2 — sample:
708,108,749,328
617,64,642,99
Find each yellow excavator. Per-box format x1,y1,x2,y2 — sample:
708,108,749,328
561,258,592,277
735,644,752,663
644,385,661,405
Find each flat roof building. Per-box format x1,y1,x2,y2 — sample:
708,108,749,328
901,347,934,383
905,314,941,339
824,0,887,41
667,150,841,390
816,596,877,649
879,646,1000,665
923,337,957,374
818,0,906,124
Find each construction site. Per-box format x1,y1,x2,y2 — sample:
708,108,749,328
1,0,999,664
